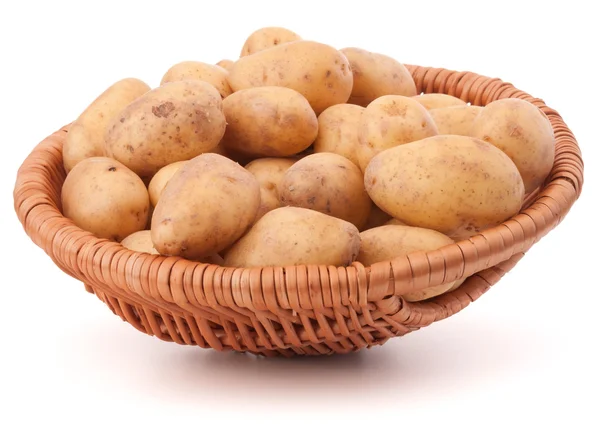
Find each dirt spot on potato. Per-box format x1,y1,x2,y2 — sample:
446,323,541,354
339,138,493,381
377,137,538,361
382,101,407,117
126,145,134,153
108,167,116,172
152,102,175,118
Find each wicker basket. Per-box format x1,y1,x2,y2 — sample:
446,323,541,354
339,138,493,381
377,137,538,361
13,65,584,356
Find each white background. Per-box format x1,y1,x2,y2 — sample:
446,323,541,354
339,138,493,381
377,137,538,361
1,1,598,429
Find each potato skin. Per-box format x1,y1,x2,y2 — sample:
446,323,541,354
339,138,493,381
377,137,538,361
314,104,364,166
106,80,226,178
63,78,150,172
62,157,149,241
121,230,159,254
160,61,232,98
245,157,296,222
470,98,555,193
228,41,353,114
240,27,301,57
148,161,187,207
151,153,260,259
224,207,360,268
340,47,417,106
430,105,482,135
222,87,317,157
364,135,525,239
412,93,467,110
362,205,392,231
216,59,235,71
356,95,438,171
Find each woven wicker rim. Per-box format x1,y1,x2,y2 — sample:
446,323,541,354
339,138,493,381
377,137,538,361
13,65,584,355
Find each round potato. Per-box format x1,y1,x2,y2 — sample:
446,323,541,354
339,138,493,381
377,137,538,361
216,59,234,71
151,153,260,259
470,98,555,193
105,80,226,178
245,157,296,222
340,47,417,106
240,27,301,57
121,230,159,254
314,104,364,166
357,225,455,301
228,41,353,114
62,157,149,241
356,95,438,171
224,207,360,268
279,153,371,229
364,135,525,239
362,205,392,231
222,87,317,157
412,93,467,110
160,61,232,98
148,161,187,207
430,105,482,135
63,78,150,172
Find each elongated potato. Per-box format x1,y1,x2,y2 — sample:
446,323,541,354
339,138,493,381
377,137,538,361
160,61,232,98
224,207,360,268
340,47,417,106
413,93,467,110
63,78,150,172
314,104,364,166
240,27,301,56
364,135,525,239
148,161,187,207
121,230,159,254
106,80,226,178
151,153,260,259
228,41,353,114
430,105,482,135
245,157,296,222
222,87,317,157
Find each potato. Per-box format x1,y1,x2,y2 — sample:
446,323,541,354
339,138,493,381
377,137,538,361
224,207,360,268
63,78,150,173
357,225,455,301
385,219,408,226
228,41,353,114
362,205,392,231
412,93,467,110
430,105,482,135
216,59,234,71
364,135,525,239
62,157,149,241
240,27,301,57
245,157,296,222
279,153,371,229
160,61,232,98
151,153,260,259
314,104,364,166
121,230,159,254
340,47,417,106
470,98,555,193
106,80,226,178
148,161,187,207
356,95,438,171
222,87,317,157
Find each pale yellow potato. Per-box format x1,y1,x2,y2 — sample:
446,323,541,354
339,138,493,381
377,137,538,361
412,93,467,110
216,59,234,71
357,225,455,301
470,98,555,193
356,95,438,171
148,161,187,207
160,61,232,98
151,153,260,259
362,205,392,231
430,105,482,135
279,153,371,229
364,135,525,239
340,47,417,106
314,104,364,166
240,27,301,57
62,157,149,241
63,78,150,172
222,87,317,157
385,219,408,226
121,230,159,254
106,80,226,178
228,41,353,114
224,207,360,268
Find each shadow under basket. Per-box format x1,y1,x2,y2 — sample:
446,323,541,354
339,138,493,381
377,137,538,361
14,65,584,356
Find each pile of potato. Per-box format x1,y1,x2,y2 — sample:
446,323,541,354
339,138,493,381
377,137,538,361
61,27,555,301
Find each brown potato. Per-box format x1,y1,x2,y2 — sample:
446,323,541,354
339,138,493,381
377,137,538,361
279,153,371,229
105,80,226,178
240,27,301,57
362,205,392,231
121,230,159,254
151,153,260,259
340,47,417,106
222,87,317,157
224,207,360,268
160,61,232,98
470,98,555,193
62,157,149,241
63,78,150,172
147,161,187,207
412,93,467,110
228,41,353,114
356,95,438,171
364,135,525,239
314,104,364,166
245,157,296,222
430,105,482,135
216,59,234,71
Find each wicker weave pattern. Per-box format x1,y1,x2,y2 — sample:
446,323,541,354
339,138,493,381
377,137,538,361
13,65,584,356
